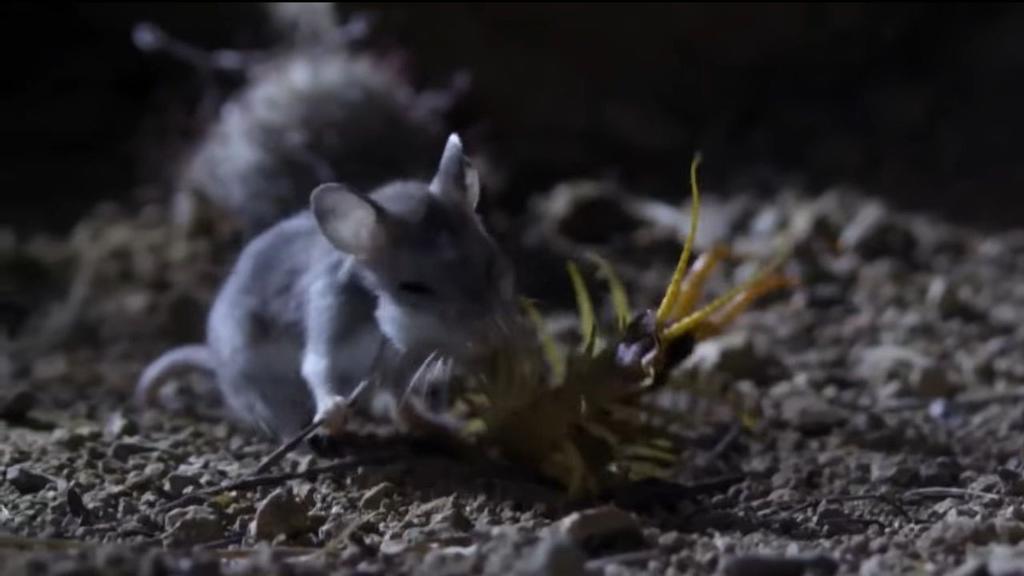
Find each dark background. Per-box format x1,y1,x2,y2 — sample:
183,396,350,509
3,3,1023,235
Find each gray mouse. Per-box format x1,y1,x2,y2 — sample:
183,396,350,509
135,134,520,440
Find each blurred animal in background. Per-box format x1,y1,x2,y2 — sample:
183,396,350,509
134,3,470,237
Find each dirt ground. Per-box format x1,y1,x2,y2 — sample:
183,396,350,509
3,178,1024,576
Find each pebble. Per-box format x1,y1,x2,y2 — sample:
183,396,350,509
162,506,223,548
251,487,312,541
103,411,138,440
839,202,916,260
870,458,919,487
969,474,1004,494
778,394,845,434
164,472,201,497
926,276,974,318
854,345,926,386
556,505,644,555
6,466,52,494
109,441,157,461
814,506,864,536
919,518,997,551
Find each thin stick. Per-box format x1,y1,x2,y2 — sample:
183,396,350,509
902,487,1005,501
156,452,395,515
251,379,372,476
251,418,323,476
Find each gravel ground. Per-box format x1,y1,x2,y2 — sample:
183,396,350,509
3,183,1024,575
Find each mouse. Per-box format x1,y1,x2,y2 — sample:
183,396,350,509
133,6,466,239
135,134,520,440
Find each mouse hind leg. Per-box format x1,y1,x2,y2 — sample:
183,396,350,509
216,341,315,441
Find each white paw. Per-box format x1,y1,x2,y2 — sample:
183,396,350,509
315,395,350,437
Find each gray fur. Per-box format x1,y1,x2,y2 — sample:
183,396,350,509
138,135,518,439
179,48,450,235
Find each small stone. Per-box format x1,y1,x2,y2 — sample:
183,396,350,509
767,488,802,503
926,277,974,318
110,440,157,462
870,458,919,487
932,498,960,517
126,463,168,490
52,427,96,451
434,506,472,533
410,496,452,519
969,474,1003,495
814,506,864,536
1009,505,1024,522
855,345,924,383
657,531,684,551
839,201,915,260
359,482,396,511
164,473,201,497
856,345,960,399
556,505,644,555
919,518,997,550
912,364,960,399
162,506,222,548
6,466,52,494
252,487,311,541
778,394,844,434
516,535,586,576
104,411,138,440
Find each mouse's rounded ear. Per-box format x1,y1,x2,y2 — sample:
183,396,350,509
311,183,387,256
429,133,480,211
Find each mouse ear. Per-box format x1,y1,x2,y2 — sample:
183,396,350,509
311,183,386,256
429,133,480,211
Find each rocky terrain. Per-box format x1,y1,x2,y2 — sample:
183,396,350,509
3,179,1024,575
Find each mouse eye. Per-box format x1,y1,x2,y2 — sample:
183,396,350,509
398,281,434,297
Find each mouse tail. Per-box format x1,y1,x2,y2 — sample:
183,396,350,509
134,344,217,408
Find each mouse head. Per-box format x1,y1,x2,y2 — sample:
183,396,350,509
311,134,519,356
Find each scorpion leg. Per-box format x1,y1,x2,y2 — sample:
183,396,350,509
667,244,731,323
695,273,792,339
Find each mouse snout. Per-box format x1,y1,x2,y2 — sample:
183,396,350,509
458,302,528,350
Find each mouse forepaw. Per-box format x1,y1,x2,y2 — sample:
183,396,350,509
315,395,351,437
